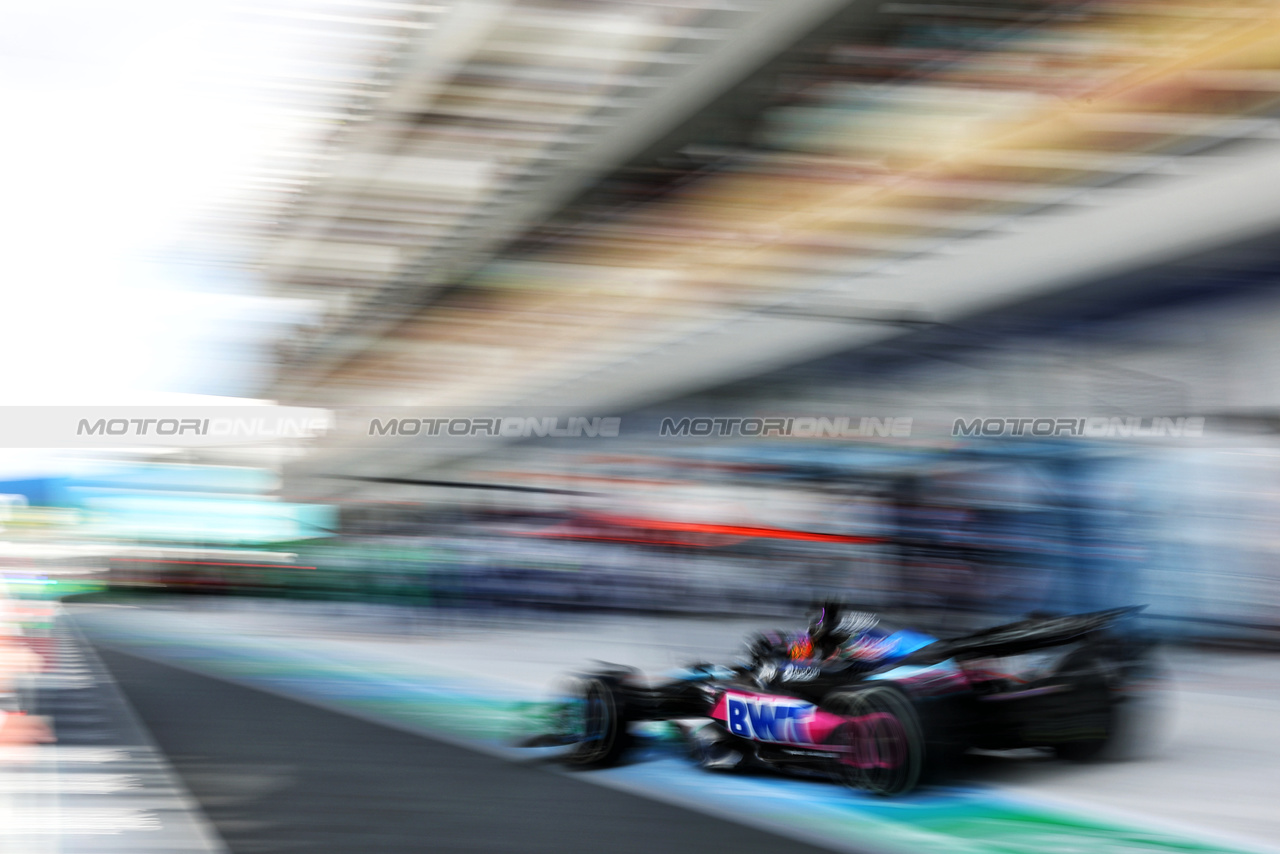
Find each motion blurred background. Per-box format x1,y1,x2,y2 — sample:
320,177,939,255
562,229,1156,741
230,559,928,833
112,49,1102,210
3,0,1280,852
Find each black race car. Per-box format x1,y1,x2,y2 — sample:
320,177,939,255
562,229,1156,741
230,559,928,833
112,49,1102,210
524,606,1160,795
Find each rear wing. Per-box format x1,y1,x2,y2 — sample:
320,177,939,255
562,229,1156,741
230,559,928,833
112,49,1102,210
902,606,1145,665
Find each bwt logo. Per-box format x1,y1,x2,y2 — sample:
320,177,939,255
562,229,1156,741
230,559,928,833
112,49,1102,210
725,694,815,743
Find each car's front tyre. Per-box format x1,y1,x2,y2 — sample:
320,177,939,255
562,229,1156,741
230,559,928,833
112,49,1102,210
824,685,924,796
564,676,629,768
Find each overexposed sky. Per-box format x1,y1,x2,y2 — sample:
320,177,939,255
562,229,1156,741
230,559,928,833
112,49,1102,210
0,0,318,404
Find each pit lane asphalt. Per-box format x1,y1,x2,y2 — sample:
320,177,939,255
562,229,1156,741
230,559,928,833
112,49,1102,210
94,645,840,854
74,599,1280,854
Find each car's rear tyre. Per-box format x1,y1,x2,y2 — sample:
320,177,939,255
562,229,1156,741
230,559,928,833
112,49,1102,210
564,677,628,768
824,686,924,796
1051,676,1114,761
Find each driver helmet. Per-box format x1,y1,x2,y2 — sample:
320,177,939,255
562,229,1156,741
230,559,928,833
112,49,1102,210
787,635,814,661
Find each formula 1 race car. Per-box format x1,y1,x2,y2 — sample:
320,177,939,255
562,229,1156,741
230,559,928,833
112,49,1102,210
522,606,1158,796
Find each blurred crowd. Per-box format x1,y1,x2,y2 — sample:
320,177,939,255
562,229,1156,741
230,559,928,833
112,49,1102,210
84,441,1280,648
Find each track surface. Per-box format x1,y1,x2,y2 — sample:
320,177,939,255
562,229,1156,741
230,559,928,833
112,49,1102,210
74,599,1280,854
4,614,224,854
95,646,837,854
